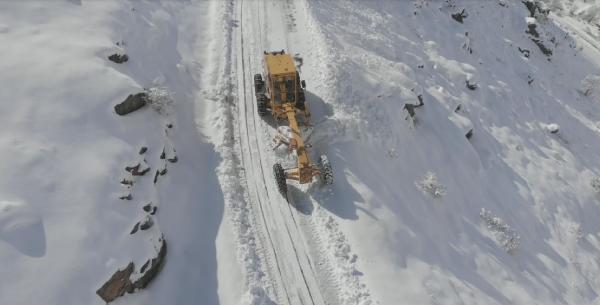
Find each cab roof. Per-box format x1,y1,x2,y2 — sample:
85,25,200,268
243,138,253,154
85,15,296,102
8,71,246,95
264,52,296,76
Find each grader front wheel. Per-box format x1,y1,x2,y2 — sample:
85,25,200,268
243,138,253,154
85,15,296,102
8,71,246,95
273,163,287,196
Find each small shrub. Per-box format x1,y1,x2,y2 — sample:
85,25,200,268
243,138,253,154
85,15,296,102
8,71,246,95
480,208,521,253
415,171,446,198
146,87,174,115
591,176,600,193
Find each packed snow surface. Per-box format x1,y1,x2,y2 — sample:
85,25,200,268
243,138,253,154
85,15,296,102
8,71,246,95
1,1,600,305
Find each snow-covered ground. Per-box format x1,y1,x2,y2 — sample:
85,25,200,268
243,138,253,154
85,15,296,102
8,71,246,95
1,1,600,305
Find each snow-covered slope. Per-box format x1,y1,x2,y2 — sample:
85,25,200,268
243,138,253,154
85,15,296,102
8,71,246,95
300,1,600,304
1,1,600,305
0,1,227,304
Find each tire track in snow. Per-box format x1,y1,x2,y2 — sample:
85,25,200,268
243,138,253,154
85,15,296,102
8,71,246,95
236,0,327,304
235,0,291,304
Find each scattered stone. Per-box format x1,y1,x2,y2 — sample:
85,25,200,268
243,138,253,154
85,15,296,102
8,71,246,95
125,163,150,176
119,194,132,201
160,149,166,160
451,9,468,23
522,0,549,18
120,179,134,186
159,167,168,176
139,147,148,155
140,216,153,231
108,53,129,64
142,203,158,215
115,93,147,116
130,222,140,235
96,262,135,303
153,170,160,184
526,22,540,38
166,123,173,129
403,99,425,120
167,155,178,163
532,39,552,56
142,203,153,213
466,80,478,90
465,128,474,139
546,123,560,134
518,47,531,58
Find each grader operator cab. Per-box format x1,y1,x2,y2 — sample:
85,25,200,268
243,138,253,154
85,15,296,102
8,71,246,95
254,50,333,197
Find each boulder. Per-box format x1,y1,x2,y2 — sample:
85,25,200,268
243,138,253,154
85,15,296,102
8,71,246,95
108,53,129,64
96,262,134,303
96,238,167,303
115,93,147,116
140,216,153,231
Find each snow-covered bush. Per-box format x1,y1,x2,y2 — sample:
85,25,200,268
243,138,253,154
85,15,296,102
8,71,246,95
578,74,600,99
545,123,559,134
415,171,446,198
146,87,174,115
591,176,600,193
480,208,521,253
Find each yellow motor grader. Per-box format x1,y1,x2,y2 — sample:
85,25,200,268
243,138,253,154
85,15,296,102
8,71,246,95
254,50,333,197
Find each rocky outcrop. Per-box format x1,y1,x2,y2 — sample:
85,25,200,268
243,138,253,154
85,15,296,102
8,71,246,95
132,237,167,290
115,93,147,116
96,237,167,303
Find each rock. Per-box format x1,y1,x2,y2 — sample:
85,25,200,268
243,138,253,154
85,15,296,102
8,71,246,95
526,23,540,38
159,168,167,176
96,262,135,303
142,203,152,212
451,9,467,23
466,80,478,90
114,93,147,116
142,203,158,215
153,170,159,184
108,53,129,64
132,237,167,290
130,222,140,235
518,47,531,58
139,147,148,155
532,38,552,56
120,179,134,186
119,194,132,201
140,216,153,231
125,163,150,176
96,238,167,303
546,123,560,134
160,149,166,160
465,128,474,139
140,259,150,274
167,155,178,163
403,100,425,120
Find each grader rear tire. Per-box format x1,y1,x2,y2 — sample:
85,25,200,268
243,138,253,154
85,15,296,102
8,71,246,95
273,163,287,196
319,155,334,185
257,96,267,117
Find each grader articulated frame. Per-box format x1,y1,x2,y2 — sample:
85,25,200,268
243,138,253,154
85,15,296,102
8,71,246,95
254,50,333,197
